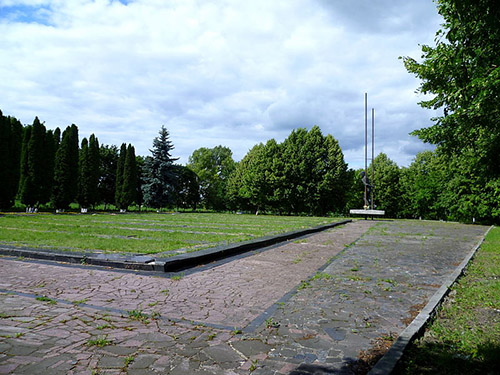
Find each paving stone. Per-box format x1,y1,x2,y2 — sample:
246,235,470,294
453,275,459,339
0,220,488,374
127,354,158,369
231,339,271,357
323,327,346,341
203,344,243,364
99,355,125,368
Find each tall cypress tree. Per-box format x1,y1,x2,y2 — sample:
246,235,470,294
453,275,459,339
120,144,137,209
78,138,91,208
115,143,127,209
0,111,14,208
18,126,31,205
78,135,100,209
88,134,100,208
53,127,61,153
19,117,46,208
41,129,56,205
52,125,79,210
8,117,23,206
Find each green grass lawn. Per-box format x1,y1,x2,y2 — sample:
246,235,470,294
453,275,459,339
0,212,337,255
394,226,500,374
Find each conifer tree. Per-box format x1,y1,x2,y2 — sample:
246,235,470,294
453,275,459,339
142,126,178,209
19,117,47,208
0,111,19,208
53,127,61,153
115,143,127,209
8,116,23,206
18,126,31,205
88,134,100,207
78,138,91,208
52,125,79,210
121,144,137,209
41,129,56,205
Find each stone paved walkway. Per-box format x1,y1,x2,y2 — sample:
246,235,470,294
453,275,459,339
0,220,488,374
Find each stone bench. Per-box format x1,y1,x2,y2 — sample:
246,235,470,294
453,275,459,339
349,209,385,219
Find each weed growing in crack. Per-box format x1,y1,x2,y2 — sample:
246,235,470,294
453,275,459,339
72,299,88,305
35,296,57,304
265,317,280,328
297,280,311,290
311,272,332,281
249,359,258,372
170,273,184,281
124,355,134,367
87,336,112,347
127,310,149,323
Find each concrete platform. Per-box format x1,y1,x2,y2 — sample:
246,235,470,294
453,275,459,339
0,220,489,374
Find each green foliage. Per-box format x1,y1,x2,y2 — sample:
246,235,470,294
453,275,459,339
78,138,91,207
52,125,79,209
188,145,236,211
172,165,200,210
19,117,50,207
142,126,178,209
87,335,112,347
402,1,500,165
228,126,348,215
98,144,118,208
401,0,500,223
78,135,100,209
400,151,447,219
120,144,138,209
369,153,401,217
115,143,126,209
0,111,23,209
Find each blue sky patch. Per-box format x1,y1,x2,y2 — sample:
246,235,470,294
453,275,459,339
0,4,53,25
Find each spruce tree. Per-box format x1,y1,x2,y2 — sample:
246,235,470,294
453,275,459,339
142,126,178,209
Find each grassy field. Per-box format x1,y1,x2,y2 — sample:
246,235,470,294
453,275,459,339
394,226,500,374
0,212,337,255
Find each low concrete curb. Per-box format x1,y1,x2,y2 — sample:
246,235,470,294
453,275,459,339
367,225,494,375
0,219,351,273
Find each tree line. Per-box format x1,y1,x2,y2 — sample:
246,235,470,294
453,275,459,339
0,114,352,215
1,106,500,223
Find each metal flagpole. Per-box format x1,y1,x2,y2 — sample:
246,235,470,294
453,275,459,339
364,93,368,209
371,108,375,210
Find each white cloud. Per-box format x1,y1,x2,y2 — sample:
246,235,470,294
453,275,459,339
0,0,443,168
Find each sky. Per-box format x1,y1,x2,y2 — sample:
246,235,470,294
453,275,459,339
0,0,443,169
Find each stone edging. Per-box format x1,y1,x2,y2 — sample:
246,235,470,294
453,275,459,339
0,219,352,273
367,224,494,375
